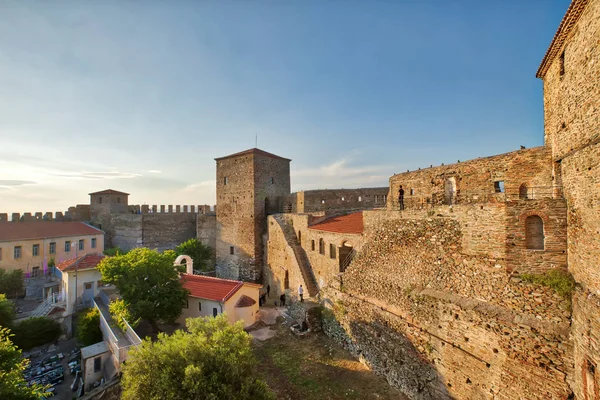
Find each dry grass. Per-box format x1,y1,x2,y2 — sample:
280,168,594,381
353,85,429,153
252,319,406,400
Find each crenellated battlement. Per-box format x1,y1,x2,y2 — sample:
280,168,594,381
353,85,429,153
0,206,88,222
125,204,215,215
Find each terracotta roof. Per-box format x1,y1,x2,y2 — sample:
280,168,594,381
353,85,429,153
181,274,244,302
214,148,291,162
308,212,364,234
235,295,256,308
536,0,590,78
0,222,104,242
57,253,105,273
88,189,130,196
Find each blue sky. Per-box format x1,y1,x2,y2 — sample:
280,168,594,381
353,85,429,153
0,1,568,213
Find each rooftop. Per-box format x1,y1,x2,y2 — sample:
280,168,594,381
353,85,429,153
181,274,246,302
81,341,109,360
57,253,105,273
309,212,364,234
89,189,130,196
536,0,590,78
214,148,291,162
0,222,104,242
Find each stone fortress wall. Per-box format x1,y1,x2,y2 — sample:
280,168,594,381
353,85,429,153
280,187,389,214
537,0,600,398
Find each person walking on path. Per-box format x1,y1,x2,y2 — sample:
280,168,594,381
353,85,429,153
298,285,304,302
398,185,405,210
279,293,286,307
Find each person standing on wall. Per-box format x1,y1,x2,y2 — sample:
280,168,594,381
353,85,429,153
398,185,405,210
298,284,304,302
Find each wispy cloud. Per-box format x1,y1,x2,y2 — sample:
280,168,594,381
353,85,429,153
0,180,37,190
148,170,162,174
292,158,391,190
294,158,390,178
181,180,216,193
51,171,141,180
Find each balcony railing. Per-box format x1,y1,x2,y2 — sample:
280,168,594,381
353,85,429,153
392,186,563,210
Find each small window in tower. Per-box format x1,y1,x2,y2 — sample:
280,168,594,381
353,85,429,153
270,177,274,184
341,197,345,201
358,196,362,202
321,199,325,204
493,181,505,193
117,197,121,204
98,197,102,204
559,50,565,76
224,177,228,185
230,246,234,255
410,189,415,196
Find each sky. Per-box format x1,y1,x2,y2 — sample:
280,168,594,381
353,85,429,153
0,1,569,213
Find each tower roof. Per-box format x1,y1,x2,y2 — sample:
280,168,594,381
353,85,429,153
88,189,130,196
536,0,590,79
214,148,291,162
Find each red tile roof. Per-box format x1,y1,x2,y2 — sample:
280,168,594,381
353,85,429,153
57,253,105,272
214,148,291,162
88,189,130,195
181,274,244,302
536,0,590,78
0,222,104,242
308,212,364,234
235,295,256,308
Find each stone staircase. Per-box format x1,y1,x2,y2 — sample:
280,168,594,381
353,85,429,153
272,214,319,297
30,297,56,317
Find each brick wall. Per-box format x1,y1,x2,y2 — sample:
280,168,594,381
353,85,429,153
540,1,600,398
388,147,555,210
110,213,196,251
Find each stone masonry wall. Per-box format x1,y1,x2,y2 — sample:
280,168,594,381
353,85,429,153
319,214,572,399
216,154,257,280
110,213,196,251
281,187,389,213
197,214,217,266
388,146,555,210
541,1,600,398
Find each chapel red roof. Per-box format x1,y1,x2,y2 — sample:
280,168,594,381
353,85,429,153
308,212,364,234
181,274,244,302
214,148,291,162
57,253,105,273
0,222,104,242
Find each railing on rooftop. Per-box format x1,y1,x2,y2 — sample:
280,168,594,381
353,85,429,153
392,186,563,210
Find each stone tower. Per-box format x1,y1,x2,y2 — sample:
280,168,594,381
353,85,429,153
89,189,129,247
215,148,291,282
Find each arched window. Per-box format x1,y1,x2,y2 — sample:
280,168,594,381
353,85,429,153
98,197,102,204
319,238,325,255
526,215,544,250
519,184,529,199
311,240,315,251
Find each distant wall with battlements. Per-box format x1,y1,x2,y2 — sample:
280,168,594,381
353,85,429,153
280,187,389,214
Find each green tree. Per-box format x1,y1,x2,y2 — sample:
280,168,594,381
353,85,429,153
0,294,15,328
175,239,213,272
97,248,189,332
11,317,61,351
109,299,140,332
121,315,274,400
0,269,24,299
76,308,102,347
103,247,128,257
0,327,50,399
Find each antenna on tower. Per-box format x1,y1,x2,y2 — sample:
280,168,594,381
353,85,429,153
255,133,258,148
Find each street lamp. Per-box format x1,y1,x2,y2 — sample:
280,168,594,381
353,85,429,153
71,242,79,311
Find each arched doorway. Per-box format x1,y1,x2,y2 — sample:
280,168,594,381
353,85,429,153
519,184,529,199
445,177,457,205
297,230,302,244
525,216,544,249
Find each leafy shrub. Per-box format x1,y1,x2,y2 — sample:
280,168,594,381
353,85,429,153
77,308,102,347
11,317,61,351
103,247,127,257
109,299,140,331
520,269,575,300
0,294,15,327
0,269,25,299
